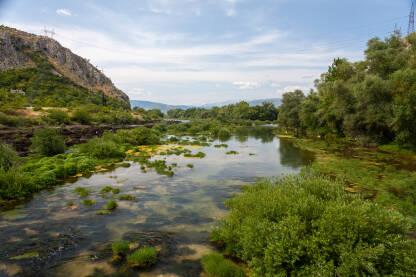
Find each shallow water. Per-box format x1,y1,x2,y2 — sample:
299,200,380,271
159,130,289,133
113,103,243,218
0,128,313,277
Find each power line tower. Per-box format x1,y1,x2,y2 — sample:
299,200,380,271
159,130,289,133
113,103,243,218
42,26,56,38
408,0,415,35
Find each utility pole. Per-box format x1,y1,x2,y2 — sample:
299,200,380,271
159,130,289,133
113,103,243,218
408,0,415,35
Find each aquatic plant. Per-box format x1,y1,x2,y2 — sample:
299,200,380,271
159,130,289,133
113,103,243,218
119,195,136,200
225,151,239,155
100,186,113,193
105,199,117,210
126,247,157,268
67,201,74,206
112,188,121,194
187,164,194,168
214,144,228,148
82,199,95,206
112,241,130,257
201,253,245,277
96,210,110,215
73,187,92,197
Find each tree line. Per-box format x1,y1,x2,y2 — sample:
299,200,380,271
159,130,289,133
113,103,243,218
278,33,416,147
167,101,278,122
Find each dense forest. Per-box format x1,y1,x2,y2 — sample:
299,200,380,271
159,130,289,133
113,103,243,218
278,33,416,148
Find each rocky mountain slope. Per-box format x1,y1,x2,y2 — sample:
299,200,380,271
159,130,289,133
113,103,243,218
0,25,129,105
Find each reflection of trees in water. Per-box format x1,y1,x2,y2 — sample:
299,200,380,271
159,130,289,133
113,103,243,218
278,139,314,168
235,127,275,143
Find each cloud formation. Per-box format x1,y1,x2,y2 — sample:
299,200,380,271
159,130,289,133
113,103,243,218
56,9,71,16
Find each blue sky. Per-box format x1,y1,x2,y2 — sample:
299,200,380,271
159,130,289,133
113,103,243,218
0,0,412,105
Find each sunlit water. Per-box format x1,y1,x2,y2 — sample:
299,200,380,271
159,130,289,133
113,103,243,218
0,128,313,277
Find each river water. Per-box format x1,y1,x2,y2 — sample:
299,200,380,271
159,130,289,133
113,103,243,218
0,128,313,277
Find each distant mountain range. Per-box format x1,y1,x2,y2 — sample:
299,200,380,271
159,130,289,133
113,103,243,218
130,98,282,113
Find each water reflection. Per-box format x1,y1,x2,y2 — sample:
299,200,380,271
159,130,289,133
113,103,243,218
0,127,313,277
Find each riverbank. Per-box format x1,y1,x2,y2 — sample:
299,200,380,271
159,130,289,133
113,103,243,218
277,135,416,224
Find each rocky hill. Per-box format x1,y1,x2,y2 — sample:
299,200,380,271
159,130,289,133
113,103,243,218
0,25,129,106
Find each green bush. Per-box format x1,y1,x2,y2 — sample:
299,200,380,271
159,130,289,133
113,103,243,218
212,170,416,276
0,144,18,171
31,128,65,156
71,108,93,124
218,128,231,139
127,247,157,268
0,167,30,200
79,137,125,159
115,127,160,145
46,109,70,125
201,253,245,277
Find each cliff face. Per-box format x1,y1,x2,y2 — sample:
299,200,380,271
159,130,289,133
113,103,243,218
0,26,129,105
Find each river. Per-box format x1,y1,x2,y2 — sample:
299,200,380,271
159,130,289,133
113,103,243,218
0,127,313,277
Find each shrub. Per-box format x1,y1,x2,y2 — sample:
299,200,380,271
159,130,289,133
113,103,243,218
218,128,231,139
71,108,92,124
201,253,245,277
105,199,117,210
0,144,18,171
116,127,160,145
127,247,157,268
31,128,65,156
112,241,130,257
46,109,70,125
212,170,416,276
0,167,30,200
79,137,125,159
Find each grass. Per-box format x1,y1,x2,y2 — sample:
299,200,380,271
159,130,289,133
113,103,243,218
126,247,157,268
201,253,245,277
105,199,117,210
226,151,239,155
96,210,110,215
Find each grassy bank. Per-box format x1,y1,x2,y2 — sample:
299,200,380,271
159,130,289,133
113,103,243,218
279,136,416,224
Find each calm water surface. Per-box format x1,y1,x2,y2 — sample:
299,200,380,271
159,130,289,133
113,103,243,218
0,128,313,277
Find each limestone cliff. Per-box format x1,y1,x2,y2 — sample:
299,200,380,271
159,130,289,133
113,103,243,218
0,25,129,105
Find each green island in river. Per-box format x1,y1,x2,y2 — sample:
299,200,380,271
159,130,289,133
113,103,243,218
1,7,416,277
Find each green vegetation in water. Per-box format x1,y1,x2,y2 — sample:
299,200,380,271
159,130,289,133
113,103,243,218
249,153,255,156
212,170,416,276
112,188,121,194
225,151,238,155
126,247,157,268
10,252,40,260
82,199,95,206
184,151,206,158
96,210,110,215
186,164,194,169
73,187,92,197
118,195,136,200
214,144,228,148
201,253,245,277
112,241,130,258
67,201,74,206
105,200,117,210
286,137,416,223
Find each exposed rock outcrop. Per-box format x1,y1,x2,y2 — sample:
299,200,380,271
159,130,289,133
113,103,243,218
0,25,129,105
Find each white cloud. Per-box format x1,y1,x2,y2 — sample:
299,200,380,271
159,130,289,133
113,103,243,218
56,9,71,16
276,85,311,97
226,8,236,16
233,81,261,90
